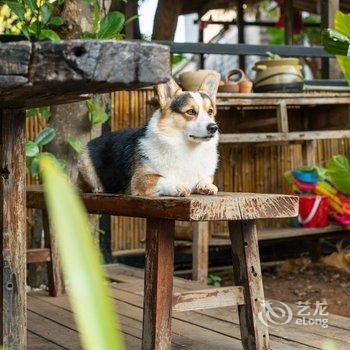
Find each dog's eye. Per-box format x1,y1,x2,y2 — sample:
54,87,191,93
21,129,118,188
186,109,197,116
208,108,214,115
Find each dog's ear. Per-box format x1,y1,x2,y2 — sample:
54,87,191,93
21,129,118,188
199,74,220,102
156,78,182,109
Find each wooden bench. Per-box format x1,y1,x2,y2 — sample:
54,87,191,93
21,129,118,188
27,188,298,350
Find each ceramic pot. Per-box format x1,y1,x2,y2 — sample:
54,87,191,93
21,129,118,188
179,70,220,92
253,58,304,92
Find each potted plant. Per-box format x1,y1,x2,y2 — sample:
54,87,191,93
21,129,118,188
0,0,64,42
322,11,350,84
253,52,304,93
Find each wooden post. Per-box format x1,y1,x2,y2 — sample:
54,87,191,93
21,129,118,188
0,109,26,349
237,0,245,70
276,101,289,133
284,0,294,45
321,0,340,78
42,210,65,297
229,220,269,350
302,140,317,166
192,222,209,283
142,218,175,350
198,20,205,69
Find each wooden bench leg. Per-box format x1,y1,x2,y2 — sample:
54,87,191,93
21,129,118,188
142,218,175,350
43,210,65,297
229,220,270,350
192,221,209,283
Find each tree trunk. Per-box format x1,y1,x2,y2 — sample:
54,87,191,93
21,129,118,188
28,0,111,286
152,0,183,40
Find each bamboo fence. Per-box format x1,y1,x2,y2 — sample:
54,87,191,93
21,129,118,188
25,89,350,255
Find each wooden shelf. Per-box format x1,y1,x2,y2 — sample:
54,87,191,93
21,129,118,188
216,91,350,107
219,130,350,143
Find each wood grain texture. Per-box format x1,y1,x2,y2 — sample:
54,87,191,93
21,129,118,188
0,109,26,349
42,211,65,297
229,220,270,350
142,218,175,350
192,222,209,282
26,248,51,263
172,286,245,312
27,188,298,221
0,40,170,108
220,130,350,143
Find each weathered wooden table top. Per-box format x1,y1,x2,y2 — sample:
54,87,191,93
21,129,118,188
0,40,170,108
27,188,298,221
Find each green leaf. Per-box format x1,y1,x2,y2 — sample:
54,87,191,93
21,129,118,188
25,141,39,157
24,0,37,12
39,156,124,350
335,11,350,84
30,157,40,178
38,29,60,41
97,11,125,39
6,1,25,20
26,108,37,117
49,16,64,26
327,155,350,194
81,31,96,39
40,4,52,24
35,127,56,146
67,136,83,153
86,100,109,125
124,14,138,27
39,106,51,120
335,11,350,37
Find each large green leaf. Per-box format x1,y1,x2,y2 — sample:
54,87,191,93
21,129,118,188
6,1,25,20
67,135,83,153
86,100,109,124
35,127,56,146
40,156,124,350
326,155,350,194
39,29,60,41
335,11,350,83
98,11,125,39
25,141,39,157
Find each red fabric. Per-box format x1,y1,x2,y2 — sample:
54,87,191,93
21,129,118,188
299,195,329,228
276,5,303,33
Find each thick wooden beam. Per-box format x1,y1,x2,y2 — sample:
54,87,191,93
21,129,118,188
0,108,26,349
172,286,244,312
0,40,170,108
229,220,269,350
142,218,175,350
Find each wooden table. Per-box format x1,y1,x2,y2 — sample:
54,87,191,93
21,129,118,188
27,189,298,350
0,39,170,349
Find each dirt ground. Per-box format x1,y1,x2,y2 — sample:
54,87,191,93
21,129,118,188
220,262,350,317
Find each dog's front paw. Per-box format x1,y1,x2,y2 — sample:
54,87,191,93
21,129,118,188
174,185,191,197
195,182,218,195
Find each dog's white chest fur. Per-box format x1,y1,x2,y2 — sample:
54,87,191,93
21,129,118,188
139,113,218,191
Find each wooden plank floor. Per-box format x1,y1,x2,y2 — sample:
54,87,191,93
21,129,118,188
28,264,350,349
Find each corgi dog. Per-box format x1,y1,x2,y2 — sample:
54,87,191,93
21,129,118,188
77,75,220,197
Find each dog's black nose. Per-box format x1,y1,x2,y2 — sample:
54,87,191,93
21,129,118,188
207,123,218,134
